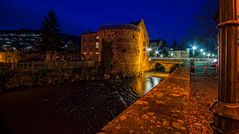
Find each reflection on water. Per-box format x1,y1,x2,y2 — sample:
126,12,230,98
126,72,168,97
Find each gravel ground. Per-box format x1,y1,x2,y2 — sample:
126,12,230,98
0,80,139,134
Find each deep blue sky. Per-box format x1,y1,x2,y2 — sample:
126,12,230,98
0,0,218,45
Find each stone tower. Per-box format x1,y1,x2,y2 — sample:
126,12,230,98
98,19,149,76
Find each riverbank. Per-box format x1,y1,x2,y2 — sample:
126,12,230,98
0,80,139,134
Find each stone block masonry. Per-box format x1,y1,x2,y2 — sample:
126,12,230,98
98,67,190,133
81,19,150,77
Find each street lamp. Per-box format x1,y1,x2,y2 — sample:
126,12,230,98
200,49,204,58
192,46,197,58
154,51,159,57
170,52,174,58
202,52,206,58
207,53,211,58
147,48,152,52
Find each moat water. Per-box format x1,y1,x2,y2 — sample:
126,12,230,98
0,71,169,134
126,71,169,97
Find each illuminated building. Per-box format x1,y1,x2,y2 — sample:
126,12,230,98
81,19,149,75
80,32,100,61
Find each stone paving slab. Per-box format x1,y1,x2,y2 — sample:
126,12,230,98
188,74,218,134
99,67,190,134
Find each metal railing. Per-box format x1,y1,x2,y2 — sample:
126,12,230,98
150,57,217,61
190,65,218,75
0,61,99,71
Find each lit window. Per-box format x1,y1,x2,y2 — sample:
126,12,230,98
96,42,99,48
96,36,99,39
90,52,93,55
96,52,99,55
83,52,86,54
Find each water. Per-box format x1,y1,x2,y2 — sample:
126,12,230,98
126,71,168,97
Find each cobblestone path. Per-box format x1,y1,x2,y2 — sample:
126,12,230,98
189,74,218,134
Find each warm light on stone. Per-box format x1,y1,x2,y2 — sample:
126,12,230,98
81,19,149,76
0,52,18,63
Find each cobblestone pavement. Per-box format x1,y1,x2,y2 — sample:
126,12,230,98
189,74,218,134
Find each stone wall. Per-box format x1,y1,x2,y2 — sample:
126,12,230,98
81,19,150,77
98,21,149,76
99,25,142,76
99,67,190,133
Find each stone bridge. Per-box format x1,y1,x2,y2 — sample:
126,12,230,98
148,58,185,72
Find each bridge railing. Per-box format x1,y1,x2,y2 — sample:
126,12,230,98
150,57,217,61
190,65,218,75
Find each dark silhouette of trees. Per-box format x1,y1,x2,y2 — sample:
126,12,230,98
39,9,62,52
189,0,219,53
159,40,169,57
178,39,187,50
172,39,178,50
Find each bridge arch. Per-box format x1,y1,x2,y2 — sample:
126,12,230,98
155,63,165,72
149,58,185,72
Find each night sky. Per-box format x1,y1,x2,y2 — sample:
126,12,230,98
0,0,218,44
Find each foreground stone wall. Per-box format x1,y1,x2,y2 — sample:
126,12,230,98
99,67,190,133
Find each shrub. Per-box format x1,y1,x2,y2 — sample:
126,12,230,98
0,69,15,90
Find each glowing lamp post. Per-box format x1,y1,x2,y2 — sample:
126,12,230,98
202,52,206,58
147,48,152,52
147,48,152,57
170,52,174,58
207,53,211,58
192,46,197,58
155,51,159,57
200,49,204,57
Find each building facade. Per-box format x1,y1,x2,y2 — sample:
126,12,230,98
81,19,149,75
80,32,100,61
168,50,189,58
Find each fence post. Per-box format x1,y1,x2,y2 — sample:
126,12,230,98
32,61,35,70
203,65,206,73
27,62,29,70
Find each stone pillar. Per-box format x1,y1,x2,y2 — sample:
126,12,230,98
209,0,239,133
